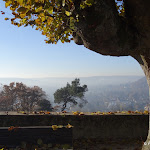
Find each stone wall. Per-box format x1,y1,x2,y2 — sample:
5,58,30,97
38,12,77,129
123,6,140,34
0,115,148,140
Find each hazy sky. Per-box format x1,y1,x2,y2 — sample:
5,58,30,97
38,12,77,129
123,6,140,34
0,1,144,78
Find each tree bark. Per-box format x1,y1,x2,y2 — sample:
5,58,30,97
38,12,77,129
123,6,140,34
72,0,139,56
62,101,67,111
132,55,150,150
73,0,150,56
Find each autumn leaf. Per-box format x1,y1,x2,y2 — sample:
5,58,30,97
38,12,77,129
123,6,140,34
66,123,74,128
85,0,94,6
57,125,63,128
18,0,24,6
47,6,53,14
35,18,41,25
47,17,53,25
1,11,5,15
79,112,84,115
8,126,15,131
35,6,43,12
144,110,149,114
8,126,19,131
46,111,51,114
72,111,80,115
65,11,71,16
52,125,58,130
5,18,9,20
20,13,26,18
5,1,12,8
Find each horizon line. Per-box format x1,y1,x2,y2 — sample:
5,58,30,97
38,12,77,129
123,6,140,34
0,75,144,79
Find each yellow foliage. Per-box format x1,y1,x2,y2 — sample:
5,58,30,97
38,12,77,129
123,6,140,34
52,125,58,130
65,123,74,128
2,0,94,44
5,17,9,20
5,1,12,8
144,110,149,114
72,111,80,115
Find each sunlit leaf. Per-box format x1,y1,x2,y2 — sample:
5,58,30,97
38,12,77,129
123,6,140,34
18,0,24,6
79,112,84,115
52,125,58,130
5,17,9,20
35,6,43,12
57,125,63,128
85,0,94,6
65,11,71,16
72,111,80,115
20,13,26,18
144,110,149,114
5,1,12,8
66,123,74,128
47,6,53,14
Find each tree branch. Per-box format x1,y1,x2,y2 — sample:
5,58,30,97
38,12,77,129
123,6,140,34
72,0,139,56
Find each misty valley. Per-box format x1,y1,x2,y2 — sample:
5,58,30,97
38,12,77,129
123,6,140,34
0,76,148,112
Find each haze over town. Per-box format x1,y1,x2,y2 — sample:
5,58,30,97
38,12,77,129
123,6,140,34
0,76,148,112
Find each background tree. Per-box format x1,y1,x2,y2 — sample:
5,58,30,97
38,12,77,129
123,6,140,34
0,82,52,112
2,0,150,149
15,83,49,112
36,99,52,111
54,78,88,111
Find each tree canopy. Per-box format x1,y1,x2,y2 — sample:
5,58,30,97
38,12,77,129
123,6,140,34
54,78,88,111
1,0,123,44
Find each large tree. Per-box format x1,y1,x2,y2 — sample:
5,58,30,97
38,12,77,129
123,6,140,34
0,82,52,112
54,78,88,111
15,83,48,112
1,0,150,149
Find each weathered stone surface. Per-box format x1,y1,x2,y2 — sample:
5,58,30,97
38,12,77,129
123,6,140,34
0,114,148,149
0,114,148,140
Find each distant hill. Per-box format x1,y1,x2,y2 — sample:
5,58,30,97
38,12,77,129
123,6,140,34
128,77,148,90
0,75,143,96
83,77,149,112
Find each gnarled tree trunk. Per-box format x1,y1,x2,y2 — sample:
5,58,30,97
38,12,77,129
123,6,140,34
72,0,150,149
133,55,150,150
